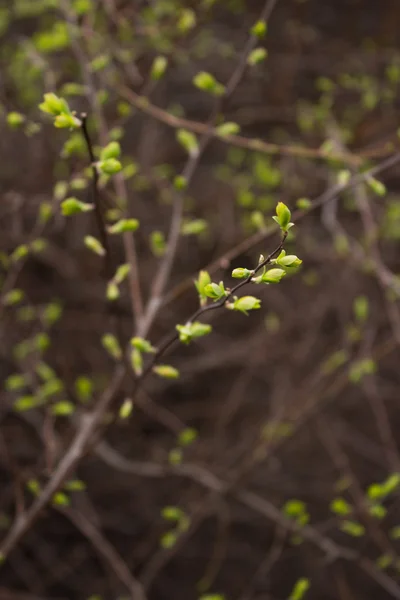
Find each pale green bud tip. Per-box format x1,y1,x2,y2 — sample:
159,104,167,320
232,268,252,278
272,202,293,231
232,295,261,314
153,364,180,379
100,141,121,161
119,399,133,419
193,71,225,95
261,268,286,283
99,158,122,175
7,112,25,128
108,218,139,234
54,114,82,129
61,198,94,216
39,93,70,116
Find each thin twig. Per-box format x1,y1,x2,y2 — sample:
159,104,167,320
59,506,147,600
80,115,110,258
163,150,400,308
117,85,396,167
138,0,281,337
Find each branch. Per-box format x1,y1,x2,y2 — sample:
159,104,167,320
138,0,282,337
59,506,147,600
162,150,400,309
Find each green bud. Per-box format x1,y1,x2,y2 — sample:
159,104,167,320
232,295,261,315
296,197,312,210
232,268,252,278
119,398,134,419
272,202,293,231
178,427,197,446
176,129,199,157
216,122,240,137
251,20,267,38
193,71,225,96
181,219,208,236
367,177,386,197
100,141,121,161
204,281,226,300
161,506,183,521
153,364,180,379
3,289,24,306
54,114,81,129
98,158,122,175
150,231,166,257
39,92,70,116
173,175,187,190
7,112,25,128
52,402,75,416
330,497,352,516
195,270,211,306
353,295,369,322
102,333,122,360
247,47,268,66
131,337,156,353
108,218,139,234
130,348,143,375
250,210,265,230
75,376,93,403
276,252,302,268
84,235,106,256
178,8,196,32
113,263,130,285
288,578,310,600
337,169,351,186
106,282,119,301
151,55,168,80
62,197,94,216
176,322,212,344
261,268,286,283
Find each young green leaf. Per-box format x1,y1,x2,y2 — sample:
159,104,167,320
216,122,241,137
247,47,268,65
54,114,82,129
272,202,293,232
261,268,286,283
131,337,156,354
176,322,212,344
251,20,267,38
288,578,310,600
98,158,122,175
39,93,70,116
176,129,199,157
108,218,139,234
193,71,224,96
61,197,94,216
119,398,134,419
84,235,106,256
204,282,226,301
231,296,261,315
102,333,122,360
100,141,121,161
151,55,168,80
153,364,180,379
232,268,252,279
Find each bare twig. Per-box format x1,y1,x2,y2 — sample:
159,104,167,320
59,506,147,600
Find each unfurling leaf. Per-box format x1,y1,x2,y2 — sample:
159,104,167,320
153,364,180,379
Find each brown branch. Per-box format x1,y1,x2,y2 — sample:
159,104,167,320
0,0,282,566
59,506,147,600
80,114,110,259
117,86,396,167
163,150,400,308
137,0,282,337
93,441,400,599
